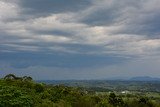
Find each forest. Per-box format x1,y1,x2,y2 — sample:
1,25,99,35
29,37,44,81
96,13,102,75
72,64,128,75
0,74,160,107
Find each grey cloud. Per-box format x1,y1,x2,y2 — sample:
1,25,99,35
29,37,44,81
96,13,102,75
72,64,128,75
0,0,160,79
33,30,72,37
79,0,141,26
0,52,130,69
118,11,160,37
0,0,160,60
81,9,120,26
19,0,92,17
78,0,160,36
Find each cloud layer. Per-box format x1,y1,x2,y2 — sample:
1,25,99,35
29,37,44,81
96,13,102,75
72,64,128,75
0,0,160,79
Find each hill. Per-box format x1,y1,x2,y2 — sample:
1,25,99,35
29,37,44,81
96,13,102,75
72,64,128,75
130,76,160,81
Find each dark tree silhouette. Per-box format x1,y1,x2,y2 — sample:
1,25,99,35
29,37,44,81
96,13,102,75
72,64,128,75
4,74,16,80
4,74,22,80
23,76,33,81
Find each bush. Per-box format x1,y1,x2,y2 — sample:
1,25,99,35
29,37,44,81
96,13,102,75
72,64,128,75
0,86,34,107
34,83,45,93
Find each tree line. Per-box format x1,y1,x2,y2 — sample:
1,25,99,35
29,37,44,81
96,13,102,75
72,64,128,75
0,74,160,107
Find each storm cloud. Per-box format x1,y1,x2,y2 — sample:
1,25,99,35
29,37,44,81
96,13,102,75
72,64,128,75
0,0,160,79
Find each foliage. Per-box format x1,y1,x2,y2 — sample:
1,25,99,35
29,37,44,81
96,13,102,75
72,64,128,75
0,74,160,107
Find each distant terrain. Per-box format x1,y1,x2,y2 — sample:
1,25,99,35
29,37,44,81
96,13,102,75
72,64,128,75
38,76,160,92
130,76,160,81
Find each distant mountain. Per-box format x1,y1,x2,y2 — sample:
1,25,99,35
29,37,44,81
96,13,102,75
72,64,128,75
37,76,160,82
130,76,160,81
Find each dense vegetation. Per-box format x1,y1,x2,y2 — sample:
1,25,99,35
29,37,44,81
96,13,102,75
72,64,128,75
0,74,160,107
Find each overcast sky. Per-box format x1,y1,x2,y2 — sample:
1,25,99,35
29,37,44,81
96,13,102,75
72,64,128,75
0,0,160,80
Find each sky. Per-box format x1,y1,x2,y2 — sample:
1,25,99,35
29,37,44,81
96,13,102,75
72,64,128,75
0,0,160,80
